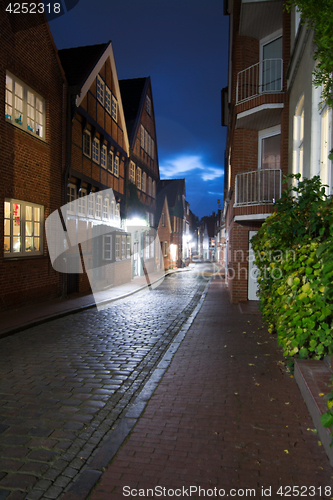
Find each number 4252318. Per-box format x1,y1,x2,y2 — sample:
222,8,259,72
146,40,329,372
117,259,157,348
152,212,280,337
5,3,61,14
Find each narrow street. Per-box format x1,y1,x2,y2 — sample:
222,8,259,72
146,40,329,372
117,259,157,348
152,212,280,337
0,268,210,500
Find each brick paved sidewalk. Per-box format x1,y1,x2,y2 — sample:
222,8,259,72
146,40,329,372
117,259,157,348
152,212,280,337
88,280,333,500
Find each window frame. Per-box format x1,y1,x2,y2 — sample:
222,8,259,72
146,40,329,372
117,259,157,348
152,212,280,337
258,125,281,170
114,155,119,177
137,167,142,190
96,75,105,106
5,72,46,141
4,198,44,258
111,95,118,122
92,137,100,164
83,129,91,158
130,161,136,184
103,234,112,261
101,144,107,169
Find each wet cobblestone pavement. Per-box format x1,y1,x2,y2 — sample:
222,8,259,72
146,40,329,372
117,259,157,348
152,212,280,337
0,270,208,500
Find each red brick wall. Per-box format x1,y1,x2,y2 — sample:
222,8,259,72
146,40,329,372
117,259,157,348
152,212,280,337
0,14,65,310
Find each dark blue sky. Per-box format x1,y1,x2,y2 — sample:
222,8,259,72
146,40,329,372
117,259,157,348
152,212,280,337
49,0,229,219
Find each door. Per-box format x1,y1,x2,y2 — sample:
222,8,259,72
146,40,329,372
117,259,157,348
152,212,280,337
248,231,259,300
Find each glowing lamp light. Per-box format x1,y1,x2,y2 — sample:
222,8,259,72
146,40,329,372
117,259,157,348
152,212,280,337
123,218,148,231
170,244,177,261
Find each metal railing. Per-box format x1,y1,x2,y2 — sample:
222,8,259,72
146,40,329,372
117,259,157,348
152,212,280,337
235,168,282,206
236,59,283,104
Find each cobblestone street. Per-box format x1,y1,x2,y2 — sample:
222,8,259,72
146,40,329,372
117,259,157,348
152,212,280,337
0,270,209,500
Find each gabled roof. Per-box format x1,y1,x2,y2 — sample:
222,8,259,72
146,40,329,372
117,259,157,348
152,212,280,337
58,41,129,156
155,194,171,232
58,42,109,87
157,179,186,219
119,78,148,145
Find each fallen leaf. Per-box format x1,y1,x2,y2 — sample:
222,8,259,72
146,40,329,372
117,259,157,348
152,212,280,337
255,383,260,386
319,393,325,397
284,450,289,454
318,441,322,446
248,363,255,366
285,402,290,405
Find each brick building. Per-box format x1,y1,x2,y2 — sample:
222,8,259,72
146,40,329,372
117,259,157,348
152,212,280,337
57,42,132,294
1,11,66,311
222,0,290,302
119,77,161,278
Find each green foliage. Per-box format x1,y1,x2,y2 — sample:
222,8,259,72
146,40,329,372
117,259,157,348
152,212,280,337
285,0,333,108
252,174,333,361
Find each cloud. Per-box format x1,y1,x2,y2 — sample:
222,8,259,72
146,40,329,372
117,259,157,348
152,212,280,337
159,154,223,182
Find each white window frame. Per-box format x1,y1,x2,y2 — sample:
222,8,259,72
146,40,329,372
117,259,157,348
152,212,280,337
97,75,105,106
83,130,91,158
137,167,142,190
4,199,44,258
101,144,107,169
126,235,131,259
108,150,114,173
87,193,95,218
110,200,115,219
5,72,45,140
103,235,112,260
116,203,120,220
95,194,102,219
258,125,281,170
114,155,119,177
111,95,118,122
259,30,283,94
92,137,100,164
115,234,121,260
105,86,111,115
78,189,87,216
102,197,109,220
130,161,136,184
67,183,77,214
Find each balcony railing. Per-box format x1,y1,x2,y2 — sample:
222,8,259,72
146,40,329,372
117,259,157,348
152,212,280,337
236,59,283,104
235,168,282,206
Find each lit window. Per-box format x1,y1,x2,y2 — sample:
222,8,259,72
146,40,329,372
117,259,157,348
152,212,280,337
137,167,142,190
95,195,102,219
87,193,95,217
114,156,119,177
105,86,111,114
83,130,91,157
4,199,43,257
146,95,151,115
97,75,104,105
111,95,118,122
121,235,126,259
67,184,76,214
101,145,107,169
103,197,109,220
92,138,100,163
116,235,121,259
78,189,87,216
103,235,112,260
5,72,45,139
130,161,136,184
108,150,114,173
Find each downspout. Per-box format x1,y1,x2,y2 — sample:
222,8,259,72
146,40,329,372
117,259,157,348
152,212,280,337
62,86,79,299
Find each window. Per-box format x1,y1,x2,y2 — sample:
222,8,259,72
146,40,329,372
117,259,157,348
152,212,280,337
137,167,142,190
293,96,304,178
142,172,146,193
116,203,120,219
162,213,165,226
95,195,102,219
92,138,100,163
103,197,109,220
78,189,87,216
140,125,145,149
260,32,282,93
88,193,95,217
111,95,118,122
108,150,114,173
114,155,119,177
116,235,121,259
146,95,151,115
148,176,152,197
110,200,115,219
101,145,107,169
152,180,156,199
126,235,131,258
121,235,126,259
103,235,112,260
140,124,155,158
105,86,111,114
150,235,155,258
67,184,77,213
4,199,43,257
130,161,136,184
164,241,168,257
259,130,281,170
97,75,104,105
145,234,150,259
5,72,45,139
83,130,91,157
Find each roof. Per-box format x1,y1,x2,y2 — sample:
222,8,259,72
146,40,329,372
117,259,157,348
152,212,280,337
119,78,148,144
157,179,186,218
58,42,109,87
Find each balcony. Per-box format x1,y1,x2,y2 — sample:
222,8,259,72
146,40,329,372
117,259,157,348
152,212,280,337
235,168,281,206
237,59,283,104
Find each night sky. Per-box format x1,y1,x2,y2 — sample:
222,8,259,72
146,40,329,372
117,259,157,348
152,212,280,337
49,0,229,219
